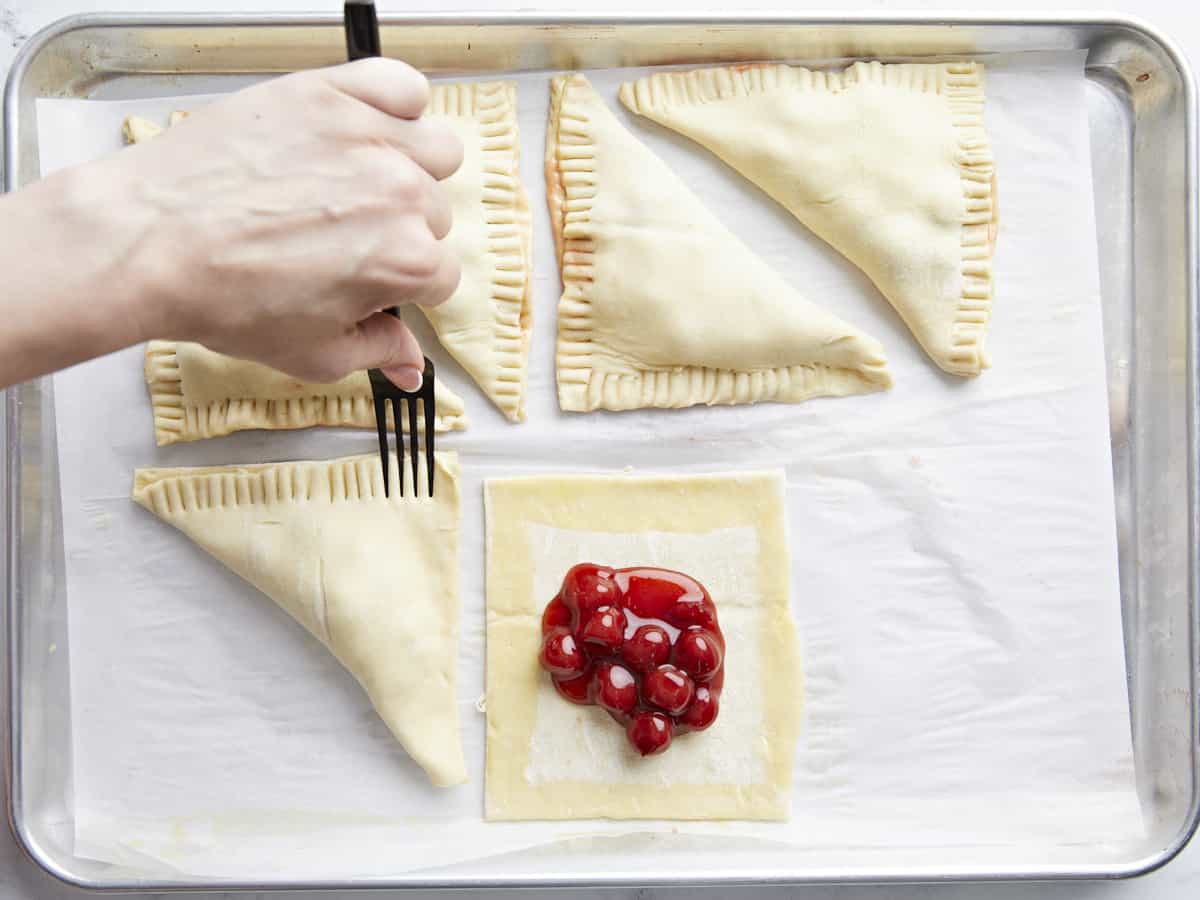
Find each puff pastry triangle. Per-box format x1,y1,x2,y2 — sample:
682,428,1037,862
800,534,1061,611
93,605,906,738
131,453,468,788
620,61,996,377
547,74,891,413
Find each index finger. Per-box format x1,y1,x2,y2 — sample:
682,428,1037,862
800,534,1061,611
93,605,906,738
319,57,430,119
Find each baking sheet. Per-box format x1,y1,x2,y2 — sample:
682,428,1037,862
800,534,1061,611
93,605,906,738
40,50,1144,877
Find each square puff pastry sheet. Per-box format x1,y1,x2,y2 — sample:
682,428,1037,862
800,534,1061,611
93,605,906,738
132,453,467,788
127,79,531,440
484,470,801,820
545,73,892,414
620,61,997,377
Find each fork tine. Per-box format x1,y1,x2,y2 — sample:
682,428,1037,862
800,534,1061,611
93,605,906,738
422,384,436,498
406,392,420,497
372,388,390,499
391,396,406,498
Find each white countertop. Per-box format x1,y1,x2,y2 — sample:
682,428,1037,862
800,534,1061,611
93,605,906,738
0,1,1196,898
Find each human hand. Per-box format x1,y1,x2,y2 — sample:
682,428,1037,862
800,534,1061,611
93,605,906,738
105,57,463,390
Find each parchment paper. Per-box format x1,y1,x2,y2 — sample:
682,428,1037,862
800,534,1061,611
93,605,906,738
39,50,1144,877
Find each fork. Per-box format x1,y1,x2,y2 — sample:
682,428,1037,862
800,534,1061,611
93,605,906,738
344,0,437,498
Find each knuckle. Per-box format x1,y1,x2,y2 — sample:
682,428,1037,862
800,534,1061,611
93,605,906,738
405,73,431,113
398,232,442,281
413,119,464,179
362,58,430,112
435,252,462,302
386,163,426,204
436,129,465,178
430,199,453,240
377,335,415,371
391,62,430,111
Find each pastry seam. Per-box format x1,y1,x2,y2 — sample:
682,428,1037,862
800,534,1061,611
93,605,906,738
429,82,533,421
132,453,455,513
620,61,997,376
548,73,891,413
143,341,467,446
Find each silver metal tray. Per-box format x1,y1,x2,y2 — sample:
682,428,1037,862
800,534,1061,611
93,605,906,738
3,12,1197,891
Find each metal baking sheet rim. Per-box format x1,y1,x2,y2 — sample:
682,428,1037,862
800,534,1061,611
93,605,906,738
2,10,1197,891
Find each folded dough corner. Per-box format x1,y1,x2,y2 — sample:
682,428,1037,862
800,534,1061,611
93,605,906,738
546,74,892,414
620,61,996,377
131,453,468,788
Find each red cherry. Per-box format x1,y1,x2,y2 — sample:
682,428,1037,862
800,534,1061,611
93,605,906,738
579,606,627,654
539,627,585,678
623,624,671,673
541,595,573,632
669,597,717,631
642,664,695,715
541,564,725,754
678,685,719,731
561,563,621,623
671,628,723,682
627,711,673,756
593,662,638,717
553,667,593,704
619,569,689,620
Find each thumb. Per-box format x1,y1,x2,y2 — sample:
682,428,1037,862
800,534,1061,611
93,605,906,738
343,312,426,391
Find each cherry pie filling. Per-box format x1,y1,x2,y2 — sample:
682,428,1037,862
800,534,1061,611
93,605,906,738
538,563,725,756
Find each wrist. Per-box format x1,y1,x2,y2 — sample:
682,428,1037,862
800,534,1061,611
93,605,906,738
50,155,182,346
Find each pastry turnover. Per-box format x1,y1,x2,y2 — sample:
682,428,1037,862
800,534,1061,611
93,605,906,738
620,61,997,377
546,74,891,413
132,453,468,788
144,340,467,446
125,79,532,432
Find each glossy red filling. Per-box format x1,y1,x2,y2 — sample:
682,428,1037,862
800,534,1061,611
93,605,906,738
538,563,725,756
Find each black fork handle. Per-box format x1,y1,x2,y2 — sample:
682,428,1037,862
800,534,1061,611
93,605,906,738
346,4,396,328
344,0,381,60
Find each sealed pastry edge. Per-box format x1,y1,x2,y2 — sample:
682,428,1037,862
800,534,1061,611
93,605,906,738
132,451,460,509
427,81,534,422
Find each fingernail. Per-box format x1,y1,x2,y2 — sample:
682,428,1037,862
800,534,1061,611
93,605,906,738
386,365,423,392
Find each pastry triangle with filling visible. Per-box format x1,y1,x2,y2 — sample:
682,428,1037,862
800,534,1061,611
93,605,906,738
131,453,467,788
546,74,891,413
620,61,997,377
126,79,532,425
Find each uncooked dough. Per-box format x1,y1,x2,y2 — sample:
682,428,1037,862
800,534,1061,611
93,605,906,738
132,452,467,788
143,340,467,446
620,61,997,377
484,470,801,820
545,73,892,413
